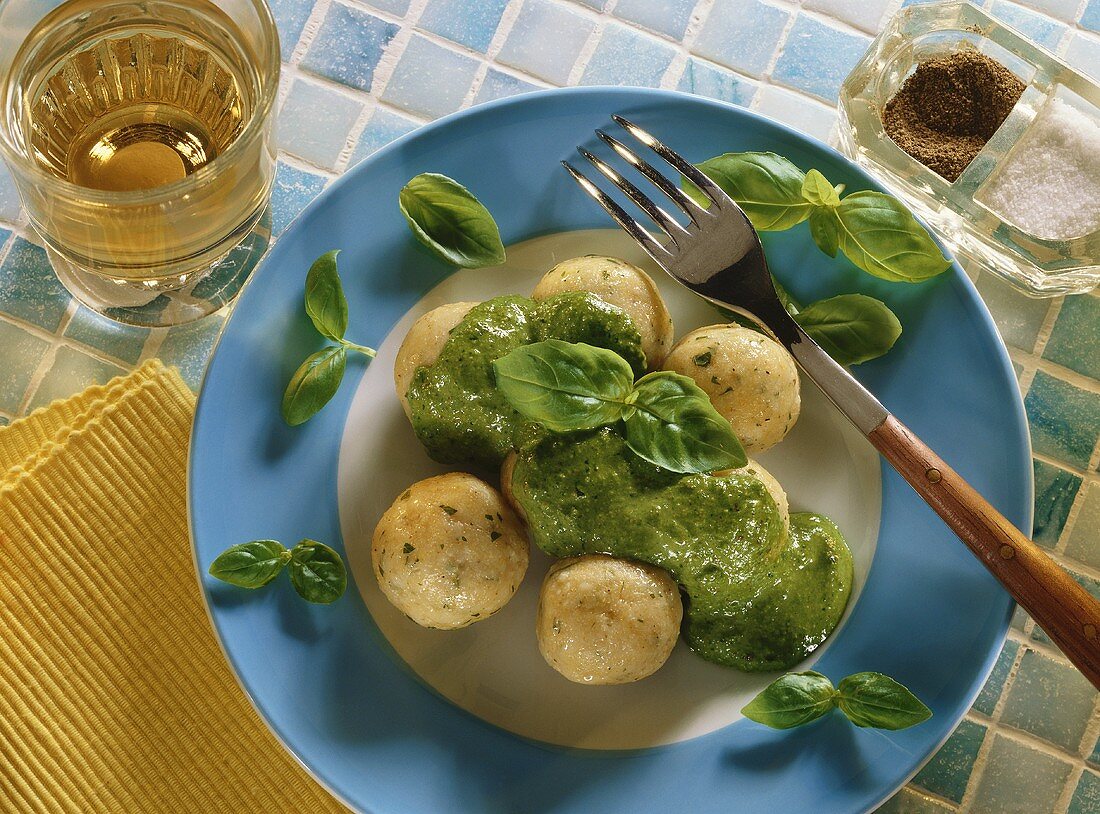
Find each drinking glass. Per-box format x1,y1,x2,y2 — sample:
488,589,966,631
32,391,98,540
0,0,280,326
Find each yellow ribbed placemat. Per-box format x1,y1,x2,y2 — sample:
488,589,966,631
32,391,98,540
0,360,347,813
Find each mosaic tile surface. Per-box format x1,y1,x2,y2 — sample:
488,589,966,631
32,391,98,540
1,0,1097,810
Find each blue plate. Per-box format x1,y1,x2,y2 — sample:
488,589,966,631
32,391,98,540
190,87,1032,814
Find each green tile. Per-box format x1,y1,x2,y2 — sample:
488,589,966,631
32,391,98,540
912,719,986,802
876,786,955,813
1024,372,1100,470
0,237,71,332
1032,459,1082,548
155,314,224,391
970,733,1072,813
1045,295,1100,380
0,318,50,414
1001,649,1097,751
1066,483,1100,569
64,306,150,365
28,346,126,412
976,271,1053,351
1071,770,1100,814
973,639,1020,716
1036,571,1100,647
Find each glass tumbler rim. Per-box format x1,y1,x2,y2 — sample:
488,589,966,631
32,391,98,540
0,0,281,205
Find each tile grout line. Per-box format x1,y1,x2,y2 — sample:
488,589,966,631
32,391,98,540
457,0,529,109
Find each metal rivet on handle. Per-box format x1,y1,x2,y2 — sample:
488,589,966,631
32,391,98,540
926,468,942,483
999,544,1015,560
1085,624,1097,640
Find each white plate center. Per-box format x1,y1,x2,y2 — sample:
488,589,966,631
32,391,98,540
338,229,881,750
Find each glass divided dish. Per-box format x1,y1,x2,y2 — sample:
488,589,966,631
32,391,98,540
839,1,1100,296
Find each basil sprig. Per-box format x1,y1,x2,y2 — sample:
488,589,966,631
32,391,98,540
686,152,950,283
209,539,347,604
282,250,376,426
742,670,931,731
399,173,506,268
493,339,746,474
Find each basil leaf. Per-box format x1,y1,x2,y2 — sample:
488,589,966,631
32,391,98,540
686,152,812,231
399,173,506,268
837,672,932,730
809,207,840,257
493,339,634,432
801,169,840,208
834,191,950,283
304,250,347,341
282,345,347,426
288,540,347,604
208,540,290,588
623,371,747,474
741,671,838,729
796,294,901,366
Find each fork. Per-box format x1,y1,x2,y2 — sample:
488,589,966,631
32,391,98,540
564,115,1100,690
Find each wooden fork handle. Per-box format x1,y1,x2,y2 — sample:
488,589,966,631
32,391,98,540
868,415,1100,688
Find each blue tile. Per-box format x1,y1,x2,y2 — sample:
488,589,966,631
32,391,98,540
0,318,50,414
0,237,71,332
773,14,871,102
474,69,541,105
1024,371,1100,470
363,0,410,13
301,3,399,92
990,1,1067,51
349,108,420,166
28,346,126,412
64,306,150,365
269,0,313,57
1066,33,1100,82
1066,483,1100,569
580,23,677,87
1001,649,1097,751
277,80,363,170
975,270,1053,351
271,162,328,236
693,0,791,78
973,639,1020,715
1084,0,1100,34
1045,295,1100,380
156,314,225,391
614,0,696,39
0,164,21,223
1091,732,1100,767
573,0,607,8
419,0,508,52
498,0,595,85
756,85,837,142
1071,771,1100,814
381,35,480,119
803,0,891,33
677,58,755,107
912,719,987,803
1032,459,1081,547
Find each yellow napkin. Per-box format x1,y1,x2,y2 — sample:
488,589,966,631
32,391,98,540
0,360,346,813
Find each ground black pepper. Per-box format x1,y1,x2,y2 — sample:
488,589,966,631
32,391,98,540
883,50,1025,182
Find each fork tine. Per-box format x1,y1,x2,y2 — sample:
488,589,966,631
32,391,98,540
596,130,708,223
577,146,686,245
612,114,726,206
561,160,671,262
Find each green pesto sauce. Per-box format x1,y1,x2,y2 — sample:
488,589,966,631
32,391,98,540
510,428,854,672
406,292,645,470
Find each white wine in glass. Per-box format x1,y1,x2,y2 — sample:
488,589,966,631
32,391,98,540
0,0,280,326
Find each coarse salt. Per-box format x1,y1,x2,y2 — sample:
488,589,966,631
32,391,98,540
980,98,1100,241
